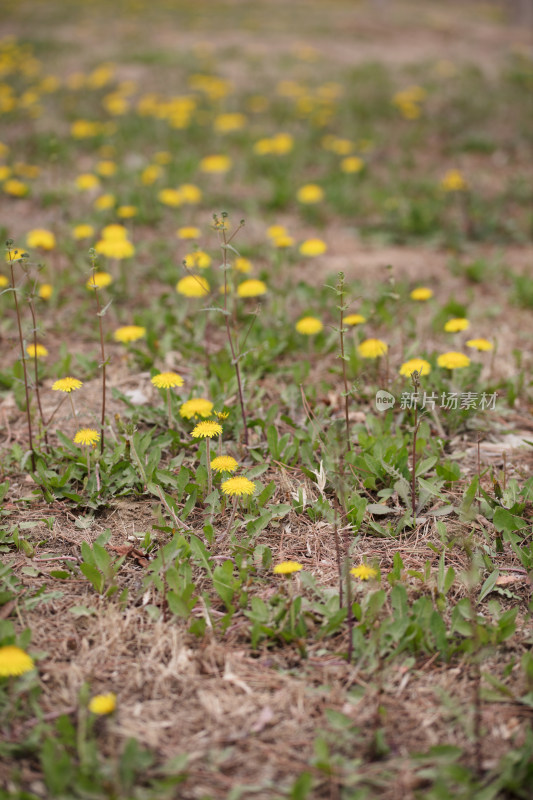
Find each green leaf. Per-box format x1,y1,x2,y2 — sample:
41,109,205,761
80,563,104,593
493,508,525,534
478,569,500,602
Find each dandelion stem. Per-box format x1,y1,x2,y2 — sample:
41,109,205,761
166,387,173,429
69,393,77,421
206,438,212,496
9,257,35,471
27,294,49,451
337,273,351,452
225,495,238,538
91,259,107,454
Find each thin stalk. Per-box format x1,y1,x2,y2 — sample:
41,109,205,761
9,258,35,471
206,437,212,496
410,370,421,525
91,267,107,454
220,220,249,446
225,495,238,538
166,387,173,429
27,296,49,450
337,273,351,451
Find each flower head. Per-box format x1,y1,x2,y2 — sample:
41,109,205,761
444,318,469,333
94,239,134,259
191,420,223,438
179,183,202,204
273,235,294,248
117,205,137,218
0,275,8,288
26,229,55,250
114,325,146,344
0,645,34,677
295,316,323,335
344,313,366,326
273,561,303,575
177,226,200,240
297,183,324,204
88,692,116,715
437,351,471,370
358,338,388,359
101,224,128,241
5,247,25,262
176,275,210,298
210,455,238,473
4,179,29,197
441,169,467,192
151,372,184,389
86,271,112,290
38,283,53,300
52,377,83,393
399,358,431,377
200,154,232,173
73,224,95,240
26,343,48,358
466,338,493,351
180,398,213,419
73,429,100,447
158,188,182,207
76,173,100,191
341,156,364,174
221,476,256,497
299,238,327,257
183,251,211,270
350,564,377,581
410,287,433,301
237,279,267,298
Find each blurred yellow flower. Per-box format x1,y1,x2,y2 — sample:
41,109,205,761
237,279,267,298
73,224,95,240
399,358,431,377
113,325,146,343
177,226,200,240
344,314,366,326
94,193,115,210
358,338,388,358
158,188,182,207
199,154,232,173
180,397,213,419
351,564,377,580
76,173,100,191
444,318,469,333
184,251,211,269
466,338,493,351
297,184,324,204
234,257,252,273
214,112,246,133
273,561,303,575
27,343,48,358
86,271,113,290
341,156,364,174
299,238,327,257
179,184,202,204
295,316,323,335
96,160,117,177
437,351,471,369
38,283,53,300
441,169,467,192
26,229,55,250
151,372,184,389
3,179,28,197
117,205,137,218
410,287,433,301
176,275,210,297
0,645,34,677
88,692,116,715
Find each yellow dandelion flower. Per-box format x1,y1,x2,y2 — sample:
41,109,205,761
299,238,327,257
73,429,100,446
297,184,324,204
151,372,184,389
0,166,12,181
52,377,83,393
141,164,161,185
94,193,116,210
26,343,48,358
5,247,25,262
221,476,256,497
273,235,294,248
410,287,433,301
214,112,246,133
267,225,287,239
273,561,303,575
176,275,210,298
184,251,211,269
344,314,366,326
70,119,100,138
180,398,213,419
350,564,377,581
437,352,471,370
0,645,34,677
234,257,252,273
117,205,137,219
444,318,469,333
179,183,202,204
73,224,95,240
96,160,117,177
94,239,135,259
26,229,55,250
441,169,467,192
341,156,364,174
215,410,230,419
199,154,232,173
358,338,388,359
88,692,116,715
399,358,431,377
113,325,146,343
296,316,323,335
210,455,238,473
3,179,29,197
76,173,100,191
466,338,493,351
158,188,182,207
38,283,53,300
0,275,8,288
237,279,267,298
177,226,200,240
192,420,223,438
86,271,113,290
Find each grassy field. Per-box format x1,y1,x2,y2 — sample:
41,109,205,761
1,1,533,798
